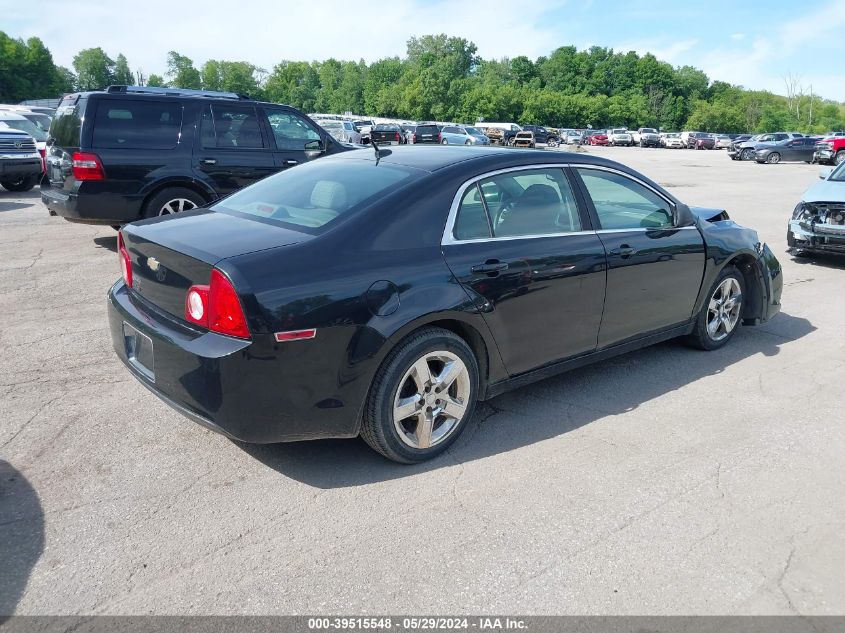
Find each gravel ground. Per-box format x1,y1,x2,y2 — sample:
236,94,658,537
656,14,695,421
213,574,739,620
1,146,843,615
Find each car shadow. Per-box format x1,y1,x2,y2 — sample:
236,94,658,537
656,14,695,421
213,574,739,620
0,461,44,618
0,189,41,213
789,251,845,270
93,235,118,253
239,312,815,489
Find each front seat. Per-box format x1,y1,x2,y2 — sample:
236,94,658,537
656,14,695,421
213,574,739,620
236,115,263,147
498,183,563,236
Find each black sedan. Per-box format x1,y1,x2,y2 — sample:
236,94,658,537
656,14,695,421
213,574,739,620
755,137,820,164
109,146,783,463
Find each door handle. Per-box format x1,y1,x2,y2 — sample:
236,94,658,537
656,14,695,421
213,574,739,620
609,245,637,257
200,158,217,165
283,159,299,166
471,260,509,274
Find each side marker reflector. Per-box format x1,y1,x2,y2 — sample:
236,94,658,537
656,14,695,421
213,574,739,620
274,329,317,343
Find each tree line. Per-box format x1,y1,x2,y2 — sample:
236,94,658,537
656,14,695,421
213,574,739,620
2,31,844,134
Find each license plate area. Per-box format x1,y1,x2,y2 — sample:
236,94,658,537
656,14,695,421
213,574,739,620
123,322,155,381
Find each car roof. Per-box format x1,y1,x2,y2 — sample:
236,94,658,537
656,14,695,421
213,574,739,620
329,145,625,173
0,112,27,120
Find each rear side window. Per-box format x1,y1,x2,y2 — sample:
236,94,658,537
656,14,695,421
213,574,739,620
48,96,85,147
212,159,418,233
202,105,266,149
92,99,183,150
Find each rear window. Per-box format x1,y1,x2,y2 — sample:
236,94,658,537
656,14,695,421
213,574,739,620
48,97,85,147
416,125,439,135
92,99,183,150
212,158,419,233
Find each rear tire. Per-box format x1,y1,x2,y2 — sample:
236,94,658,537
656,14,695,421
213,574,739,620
360,327,479,464
836,151,845,165
766,152,781,164
0,175,38,192
441,139,449,145
142,187,206,220
685,266,745,351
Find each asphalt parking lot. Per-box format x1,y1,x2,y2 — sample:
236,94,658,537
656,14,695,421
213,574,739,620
1,146,844,616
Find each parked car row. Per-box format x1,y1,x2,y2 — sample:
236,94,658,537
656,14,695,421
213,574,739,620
0,102,54,190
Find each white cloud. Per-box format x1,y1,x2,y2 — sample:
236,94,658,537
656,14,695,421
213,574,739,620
730,33,745,41
6,0,568,76
612,38,699,64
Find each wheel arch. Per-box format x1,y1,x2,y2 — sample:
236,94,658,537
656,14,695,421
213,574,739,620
721,252,766,323
140,178,216,213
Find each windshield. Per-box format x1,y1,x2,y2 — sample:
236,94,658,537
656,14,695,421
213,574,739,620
374,124,398,131
829,162,845,181
465,127,483,136
642,129,657,134
0,117,47,141
212,159,419,233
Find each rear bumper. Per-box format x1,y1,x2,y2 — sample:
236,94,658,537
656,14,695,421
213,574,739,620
108,281,363,443
0,157,42,180
41,186,144,225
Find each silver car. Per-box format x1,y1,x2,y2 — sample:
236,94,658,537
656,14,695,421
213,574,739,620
440,125,476,145
316,120,361,144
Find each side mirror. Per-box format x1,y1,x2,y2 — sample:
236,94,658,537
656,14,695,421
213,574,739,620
304,139,325,158
819,167,832,180
673,204,695,228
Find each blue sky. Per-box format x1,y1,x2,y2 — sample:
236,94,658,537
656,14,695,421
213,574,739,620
4,0,844,101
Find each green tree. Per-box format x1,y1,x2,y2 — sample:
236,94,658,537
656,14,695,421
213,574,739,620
166,51,201,89
146,73,166,87
265,61,320,110
113,54,133,85
73,47,115,90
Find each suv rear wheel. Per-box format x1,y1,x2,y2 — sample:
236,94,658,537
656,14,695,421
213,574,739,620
1,175,38,192
142,187,206,219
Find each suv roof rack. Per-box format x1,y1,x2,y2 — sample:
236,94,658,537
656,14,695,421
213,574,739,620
105,85,249,100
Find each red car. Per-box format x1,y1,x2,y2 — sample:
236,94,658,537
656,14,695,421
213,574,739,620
586,131,609,146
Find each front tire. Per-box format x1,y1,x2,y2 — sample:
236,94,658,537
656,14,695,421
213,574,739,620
360,327,479,463
686,266,745,351
740,148,754,161
766,152,781,164
142,187,206,219
0,175,38,192
835,151,845,166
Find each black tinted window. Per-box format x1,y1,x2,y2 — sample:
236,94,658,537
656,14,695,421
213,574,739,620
48,97,84,147
203,105,266,149
92,99,182,150
416,125,439,135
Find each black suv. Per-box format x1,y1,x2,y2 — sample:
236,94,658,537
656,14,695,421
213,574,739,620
42,85,350,225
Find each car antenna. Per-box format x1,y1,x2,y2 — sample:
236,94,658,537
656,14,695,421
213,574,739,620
372,138,382,165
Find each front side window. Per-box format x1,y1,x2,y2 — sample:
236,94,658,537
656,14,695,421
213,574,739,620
202,105,265,149
454,168,582,240
91,99,183,149
264,109,320,150
577,168,673,230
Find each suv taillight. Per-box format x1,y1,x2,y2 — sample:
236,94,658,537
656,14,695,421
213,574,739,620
395,132,400,142
72,152,105,180
412,133,417,143
437,132,442,142
185,269,250,339
118,232,132,288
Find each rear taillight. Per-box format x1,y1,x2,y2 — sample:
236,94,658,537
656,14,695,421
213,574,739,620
412,133,417,143
395,132,400,142
438,132,442,141
118,232,132,288
38,148,45,173
72,151,105,181
185,269,250,339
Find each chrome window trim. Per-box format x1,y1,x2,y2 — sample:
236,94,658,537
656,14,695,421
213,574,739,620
441,163,589,246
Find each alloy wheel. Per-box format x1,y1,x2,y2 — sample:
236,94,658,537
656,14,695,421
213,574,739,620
392,351,471,449
767,153,781,164
706,277,742,342
836,152,845,165
159,198,198,216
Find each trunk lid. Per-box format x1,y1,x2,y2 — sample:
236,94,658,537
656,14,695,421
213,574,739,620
122,209,310,319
